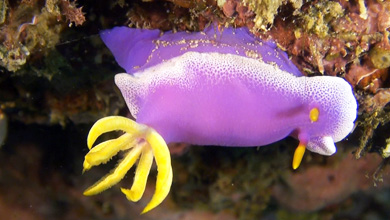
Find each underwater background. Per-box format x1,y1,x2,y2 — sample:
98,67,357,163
0,0,390,219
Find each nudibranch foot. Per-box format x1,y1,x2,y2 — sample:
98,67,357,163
82,116,173,214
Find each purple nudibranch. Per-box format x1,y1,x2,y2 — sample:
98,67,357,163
82,25,357,213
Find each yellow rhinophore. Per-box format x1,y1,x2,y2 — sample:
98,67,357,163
292,142,306,170
309,107,320,123
82,116,173,214
292,107,320,169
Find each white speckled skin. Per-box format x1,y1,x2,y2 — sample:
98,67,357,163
115,52,358,156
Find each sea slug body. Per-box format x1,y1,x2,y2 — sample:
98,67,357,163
82,25,358,213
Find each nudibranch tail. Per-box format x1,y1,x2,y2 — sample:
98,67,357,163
82,116,173,214
292,143,306,170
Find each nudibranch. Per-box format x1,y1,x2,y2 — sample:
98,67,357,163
82,25,357,213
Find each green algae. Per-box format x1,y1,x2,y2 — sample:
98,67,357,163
301,1,344,38
369,43,390,69
0,0,84,72
0,0,7,25
244,0,303,30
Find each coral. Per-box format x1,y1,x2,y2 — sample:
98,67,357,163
59,0,85,26
300,1,344,38
383,138,390,158
369,33,390,69
243,0,303,30
46,0,85,27
268,0,390,78
125,0,215,32
354,89,390,159
0,44,28,71
219,0,255,27
0,0,85,72
0,0,7,25
0,0,111,127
